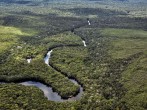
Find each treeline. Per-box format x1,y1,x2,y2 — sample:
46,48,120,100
89,16,147,30
62,8,127,16
1,14,87,45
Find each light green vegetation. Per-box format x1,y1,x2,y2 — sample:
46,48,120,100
98,28,147,109
0,25,84,99
100,28,147,39
14,32,83,62
50,46,88,78
0,26,31,53
0,84,49,109
110,39,147,59
43,32,83,48
75,27,147,109
100,28,147,59
121,54,147,110
0,0,147,109
0,84,82,110
50,46,104,108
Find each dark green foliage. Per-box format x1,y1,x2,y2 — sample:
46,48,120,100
0,52,79,99
0,84,81,110
0,50,11,64
0,2,147,109
1,12,87,45
90,17,147,30
0,0,32,4
62,8,127,16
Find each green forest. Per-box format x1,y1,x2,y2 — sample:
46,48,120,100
0,0,147,110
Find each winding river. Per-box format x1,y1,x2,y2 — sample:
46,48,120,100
0,40,86,102
20,80,83,102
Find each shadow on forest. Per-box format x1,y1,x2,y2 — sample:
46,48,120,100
0,0,33,4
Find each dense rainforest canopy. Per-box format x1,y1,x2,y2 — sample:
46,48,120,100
0,0,147,110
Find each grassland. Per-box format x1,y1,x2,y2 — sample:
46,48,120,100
100,28,147,59
0,26,31,53
121,54,147,110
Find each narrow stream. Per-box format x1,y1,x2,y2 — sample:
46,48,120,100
88,20,91,25
44,50,53,66
27,58,32,63
82,40,87,47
